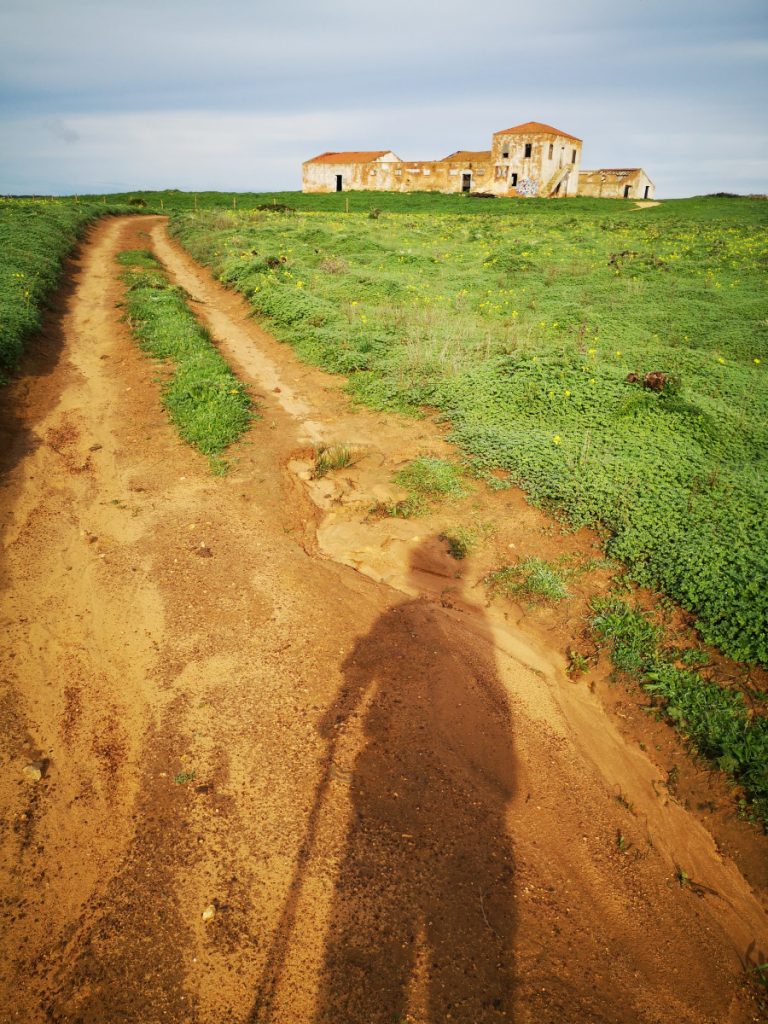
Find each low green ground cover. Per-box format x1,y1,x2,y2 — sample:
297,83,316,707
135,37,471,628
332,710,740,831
118,249,252,468
592,596,768,827
83,188,602,216
0,197,128,376
170,197,768,665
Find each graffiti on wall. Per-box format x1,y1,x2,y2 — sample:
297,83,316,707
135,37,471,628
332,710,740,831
516,177,539,197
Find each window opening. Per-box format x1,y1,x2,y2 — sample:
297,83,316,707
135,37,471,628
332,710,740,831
524,143,532,158
548,143,553,159
335,174,343,192
571,149,577,163
509,172,518,186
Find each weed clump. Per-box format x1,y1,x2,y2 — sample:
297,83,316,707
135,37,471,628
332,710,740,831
485,558,570,603
394,457,466,499
320,256,348,275
313,444,352,478
440,526,477,560
384,458,467,518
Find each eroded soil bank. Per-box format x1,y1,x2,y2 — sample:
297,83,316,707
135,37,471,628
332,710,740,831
0,215,765,1024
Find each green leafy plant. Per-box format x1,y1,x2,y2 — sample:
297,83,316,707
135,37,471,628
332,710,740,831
567,650,590,676
591,596,768,827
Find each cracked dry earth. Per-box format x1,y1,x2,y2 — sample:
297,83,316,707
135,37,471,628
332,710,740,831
0,215,766,1024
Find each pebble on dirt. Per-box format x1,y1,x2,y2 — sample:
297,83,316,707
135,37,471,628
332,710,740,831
22,761,46,782
201,904,216,923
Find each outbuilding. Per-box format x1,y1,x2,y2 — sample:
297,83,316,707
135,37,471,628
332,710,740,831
578,168,655,200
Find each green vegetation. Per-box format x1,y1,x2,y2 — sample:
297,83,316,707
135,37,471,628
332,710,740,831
169,196,768,666
0,197,129,377
383,456,467,517
313,443,353,477
591,596,768,827
117,249,253,466
82,188,619,216
395,456,466,499
485,557,570,603
440,526,478,560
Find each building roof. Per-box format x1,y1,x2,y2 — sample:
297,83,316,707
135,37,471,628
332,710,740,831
304,150,394,165
440,150,492,163
580,168,643,177
492,121,582,142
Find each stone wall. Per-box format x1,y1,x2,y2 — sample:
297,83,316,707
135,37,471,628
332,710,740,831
578,168,655,199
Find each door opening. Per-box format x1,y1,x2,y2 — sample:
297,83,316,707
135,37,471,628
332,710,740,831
335,175,343,192
461,173,472,193
623,184,631,198
643,185,650,199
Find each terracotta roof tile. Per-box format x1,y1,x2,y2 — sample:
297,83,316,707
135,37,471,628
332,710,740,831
304,150,394,165
440,150,492,162
492,121,582,143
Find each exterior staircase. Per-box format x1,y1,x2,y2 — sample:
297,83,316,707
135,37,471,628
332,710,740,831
541,163,573,197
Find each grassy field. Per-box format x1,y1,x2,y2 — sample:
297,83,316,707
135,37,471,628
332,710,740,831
0,197,129,377
168,196,768,666
2,190,766,666
118,249,253,470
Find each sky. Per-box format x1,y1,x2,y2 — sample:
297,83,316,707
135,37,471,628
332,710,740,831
1,0,766,198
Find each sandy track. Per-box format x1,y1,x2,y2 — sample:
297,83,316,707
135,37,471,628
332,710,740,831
0,215,765,1024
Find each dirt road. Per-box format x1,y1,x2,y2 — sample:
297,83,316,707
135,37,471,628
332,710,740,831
1,215,765,1024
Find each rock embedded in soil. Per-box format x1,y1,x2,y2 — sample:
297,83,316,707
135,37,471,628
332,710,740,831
22,761,46,782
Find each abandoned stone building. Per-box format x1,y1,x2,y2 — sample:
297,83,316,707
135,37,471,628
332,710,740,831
302,121,654,199
577,167,655,200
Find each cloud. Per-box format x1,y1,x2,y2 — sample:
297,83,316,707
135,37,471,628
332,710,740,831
43,117,79,143
0,0,766,195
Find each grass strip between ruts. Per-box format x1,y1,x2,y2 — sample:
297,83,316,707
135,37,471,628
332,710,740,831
117,249,253,471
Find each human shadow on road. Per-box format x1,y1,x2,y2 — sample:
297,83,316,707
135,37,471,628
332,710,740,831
312,539,518,1023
